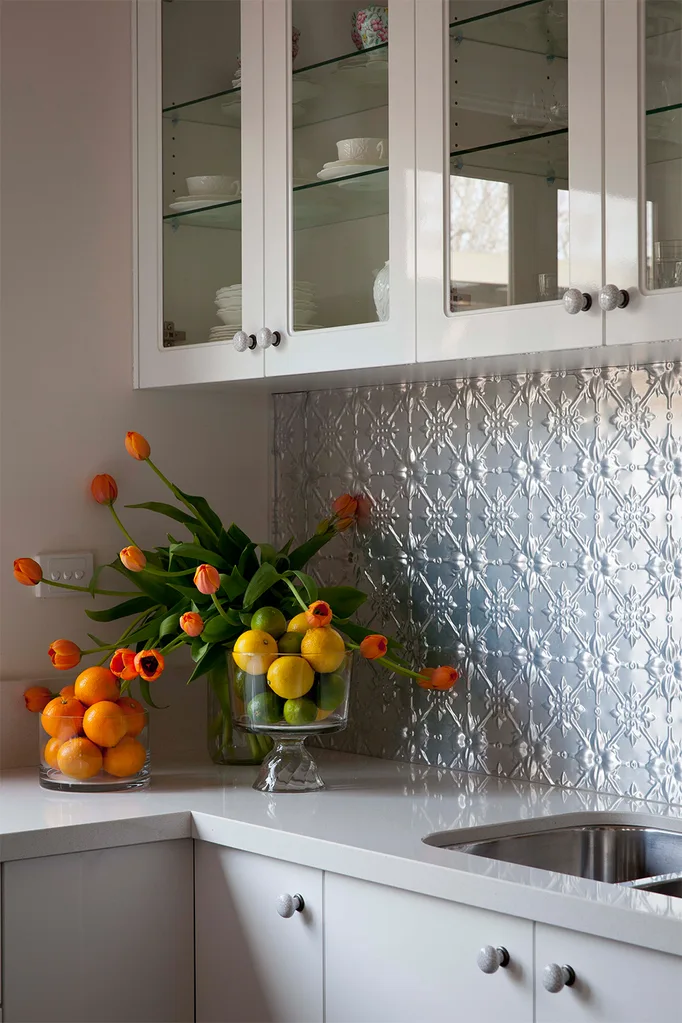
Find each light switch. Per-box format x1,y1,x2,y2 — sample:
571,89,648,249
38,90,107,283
35,552,94,598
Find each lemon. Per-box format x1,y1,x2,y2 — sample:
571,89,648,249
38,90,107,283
300,627,346,674
233,630,279,675
250,607,287,639
317,672,347,713
267,655,314,700
283,697,318,726
287,613,310,634
278,631,303,654
248,691,284,725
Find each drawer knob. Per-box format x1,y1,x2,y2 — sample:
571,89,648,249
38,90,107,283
599,284,630,310
562,288,592,314
276,893,305,918
232,331,257,352
543,963,576,993
256,328,281,349
477,945,510,973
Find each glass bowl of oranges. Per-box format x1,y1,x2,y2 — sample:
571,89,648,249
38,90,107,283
39,667,150,791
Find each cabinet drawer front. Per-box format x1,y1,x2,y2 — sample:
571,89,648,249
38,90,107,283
325,873,533,1023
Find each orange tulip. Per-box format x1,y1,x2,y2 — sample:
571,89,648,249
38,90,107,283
194,563,220,595
119,546,146,572
48,639,82,671
110,648,138,681
24,686,53,713
430,666,459,691
416,667,436,690
336,517,355,532
355,494,371,529
134,649,164,682
306,600,333,628
125,431,151,460
360,634,388,659
180,612,204,637
90,473,118,505
332,494,358,519
13,557,42,586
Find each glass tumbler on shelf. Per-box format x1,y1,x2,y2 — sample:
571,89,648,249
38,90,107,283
228,651,352,793
653,241,682,290
207,651,271,766
39,706,150,792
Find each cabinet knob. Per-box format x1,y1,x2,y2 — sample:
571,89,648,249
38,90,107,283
599,284,630,310
543,963,576,993
477,945,510,974
256,328,281,349
232,331,257,352
562,288,592,314
276,893,305,918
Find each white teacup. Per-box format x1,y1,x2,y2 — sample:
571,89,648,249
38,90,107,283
336,137,387,164
186,175,240,197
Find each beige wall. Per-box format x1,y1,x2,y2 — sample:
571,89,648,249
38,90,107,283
0,1,269,765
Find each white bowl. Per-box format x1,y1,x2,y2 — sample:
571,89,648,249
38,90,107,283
216,309,243,325
187,175,237,196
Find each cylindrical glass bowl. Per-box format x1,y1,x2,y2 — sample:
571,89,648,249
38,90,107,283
229,650,351,792
39,704,150,792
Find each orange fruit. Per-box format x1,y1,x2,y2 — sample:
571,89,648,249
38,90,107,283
43,737,63,769
118,696,146,737
59,684,76,699
104,736,147,778
83,701,127,748
74,666,120,706
57,737,103,780
40,696,85,740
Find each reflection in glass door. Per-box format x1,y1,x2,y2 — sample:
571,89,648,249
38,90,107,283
448,0,568,312
161,1,242,347
290,2,389,330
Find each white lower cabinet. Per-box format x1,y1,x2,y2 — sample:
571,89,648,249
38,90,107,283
535,923,682,1023
194,841,323,1023
1,840,194,1023
324,873,533,1023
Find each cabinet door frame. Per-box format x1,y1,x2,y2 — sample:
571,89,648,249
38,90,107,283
604,0,682,347
262,0,417,379
415,0,605,364
134,0,266,388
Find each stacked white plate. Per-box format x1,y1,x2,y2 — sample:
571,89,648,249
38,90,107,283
293,280,318,325
208,325,241,342
215,284,242,326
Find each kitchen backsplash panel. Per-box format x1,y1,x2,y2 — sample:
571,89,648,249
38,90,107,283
273,360,682,802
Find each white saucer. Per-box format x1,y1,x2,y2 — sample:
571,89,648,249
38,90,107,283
336,172,388,192
169,195,240,212
317,162,386,182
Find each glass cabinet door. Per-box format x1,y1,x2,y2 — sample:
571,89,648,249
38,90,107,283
605,0,682,346
416,0,604,363
136,0,264,387
262,0,416,378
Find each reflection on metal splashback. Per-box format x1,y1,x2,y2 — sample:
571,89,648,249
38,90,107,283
273,359,682,803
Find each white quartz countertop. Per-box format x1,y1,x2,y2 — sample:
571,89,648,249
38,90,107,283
2,751,682,956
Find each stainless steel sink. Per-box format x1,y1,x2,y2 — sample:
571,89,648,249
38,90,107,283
424,815,682,887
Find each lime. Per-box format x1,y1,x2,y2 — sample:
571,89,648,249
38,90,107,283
283,698,318,726
317,672,347,713
233,630,279,674
267,655,315,699
250,606,287,639
248,691,284,725
278,631,303,654
287,612,310,634
300,627,346,674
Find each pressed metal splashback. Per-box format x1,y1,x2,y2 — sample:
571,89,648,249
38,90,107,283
273,359,682,802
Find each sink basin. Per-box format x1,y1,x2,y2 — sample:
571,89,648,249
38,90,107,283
425,816,682,885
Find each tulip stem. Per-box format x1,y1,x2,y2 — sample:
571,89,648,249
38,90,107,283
42,579,135,597
211,593,233,622
340,638,429,684
145,458,220,542
108,504,137,547
282,576,309,613
143,565,195,577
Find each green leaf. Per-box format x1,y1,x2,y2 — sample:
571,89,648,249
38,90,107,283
258,543,279,565
187,643,226,684
288,531,336,571
243,563,281,608
191,637,209,662
125,614,167,645
126,501,201,530
173,584,211,605
227,523,251,550
220,567,248,601
278,537,294,556
85,595,157,622
290,570,318,604
86,633,109,648
318,585,367,619
175,487,224,538
239,611,253,628
275,555,290,573
88,562,113,596
159,612,181,638
139,677,168,709
202,616,241,644
169,543,227,571
238,542,259,579
217,528,241,565
111,562,178,607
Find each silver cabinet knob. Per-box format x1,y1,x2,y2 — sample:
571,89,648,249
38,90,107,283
276,893,305,918
256,327,281,349
232,331,257,352
562,288,592,314
477,945,510,974
543,963,576,993
599,284,630,310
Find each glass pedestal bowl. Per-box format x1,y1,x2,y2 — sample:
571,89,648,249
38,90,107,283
229,650,351,793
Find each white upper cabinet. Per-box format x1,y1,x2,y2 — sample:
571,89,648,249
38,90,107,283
604,0,682,346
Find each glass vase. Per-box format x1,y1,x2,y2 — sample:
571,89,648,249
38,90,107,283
228,650,352,792
39,708,150,792
207,651,271,765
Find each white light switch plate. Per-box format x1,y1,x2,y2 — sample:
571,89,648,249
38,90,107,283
35,552,94,598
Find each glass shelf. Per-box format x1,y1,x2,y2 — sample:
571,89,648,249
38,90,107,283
646,103,682,162
451,127,568,178
162,85,241,127
646,0,682,37
163,166,389,232
450,0,568,59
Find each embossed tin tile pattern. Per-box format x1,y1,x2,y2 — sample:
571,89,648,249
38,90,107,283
272,362,682,802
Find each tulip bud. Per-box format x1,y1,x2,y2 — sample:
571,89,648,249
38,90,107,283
335,516,354,532
90,473,118,505
125,431,151,461
194,563,220,595
134,649,164,682
48,639,82,671
359,634,388,660
332,493,359,519
430,666,459,691
119,546,146,572
13,557,43,586
180,612,204,637
110,648,138,681
24,686,53,713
